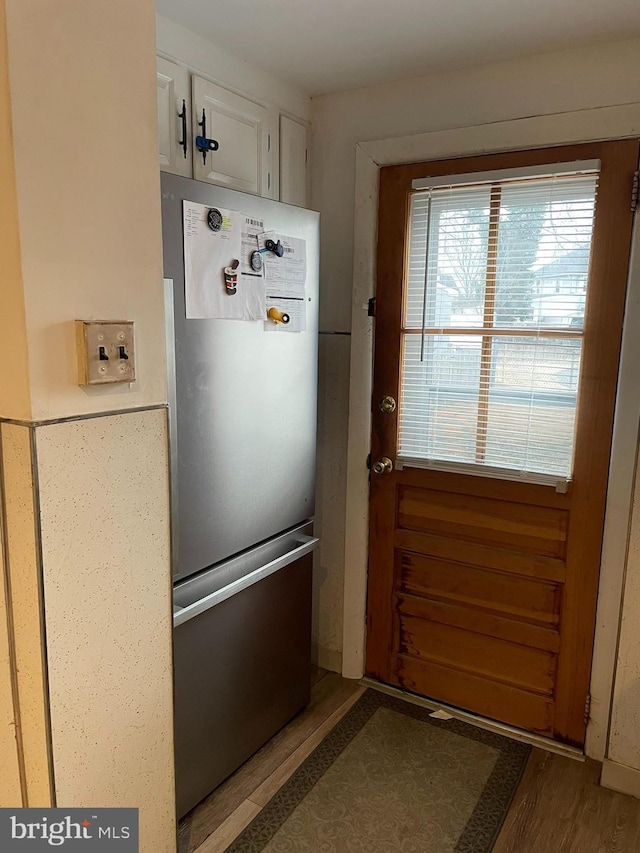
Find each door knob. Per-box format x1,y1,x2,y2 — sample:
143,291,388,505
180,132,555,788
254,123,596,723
372,457,393,475
379,395,396,414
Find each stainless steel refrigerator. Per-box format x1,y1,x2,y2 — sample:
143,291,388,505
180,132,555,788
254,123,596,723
161,173,319,818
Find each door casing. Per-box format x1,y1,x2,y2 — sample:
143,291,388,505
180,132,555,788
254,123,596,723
341,116,640,758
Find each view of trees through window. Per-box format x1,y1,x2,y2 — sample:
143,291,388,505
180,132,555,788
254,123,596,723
399,173,597,479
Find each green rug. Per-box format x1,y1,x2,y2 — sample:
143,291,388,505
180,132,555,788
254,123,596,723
227,689,530,853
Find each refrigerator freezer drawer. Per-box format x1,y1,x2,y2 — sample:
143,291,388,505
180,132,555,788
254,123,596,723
173,530,317,627
173,528,317,818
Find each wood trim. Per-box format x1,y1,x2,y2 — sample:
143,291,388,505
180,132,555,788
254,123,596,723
376,141,626,192
553,138,639,743
399,467,572,508
403,327,582,338
365,166,410,681
477,186,502,462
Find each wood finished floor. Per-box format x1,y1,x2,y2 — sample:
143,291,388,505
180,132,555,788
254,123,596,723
181,669,640,853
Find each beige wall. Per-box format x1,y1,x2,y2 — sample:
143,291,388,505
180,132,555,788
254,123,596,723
309,36,640,671
5,0,167,420
36,410,174,847
0,0,30,421
0,1,27,807
0,424,52,806
0,508,23,807
1,1,175,848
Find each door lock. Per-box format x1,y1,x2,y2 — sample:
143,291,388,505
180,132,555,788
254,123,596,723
379,395,397,414
371,457,394,475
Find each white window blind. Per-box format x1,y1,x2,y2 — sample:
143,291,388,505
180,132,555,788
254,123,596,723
398,168,598,484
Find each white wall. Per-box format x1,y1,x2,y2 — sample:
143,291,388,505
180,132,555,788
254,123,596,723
309,36,640,690
609,464,640,766
156,13,310,123
312,36,640,332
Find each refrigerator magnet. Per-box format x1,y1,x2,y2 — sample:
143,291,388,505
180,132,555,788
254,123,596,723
267,307,290,324
224,259,239,295
207,207,223,231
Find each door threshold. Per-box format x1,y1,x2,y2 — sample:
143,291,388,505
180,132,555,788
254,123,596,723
360,677,585,762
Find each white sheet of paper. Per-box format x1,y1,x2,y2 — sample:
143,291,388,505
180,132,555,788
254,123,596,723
183,201,266,320
264,297,306,332
259,232,307,299
429,709,454,721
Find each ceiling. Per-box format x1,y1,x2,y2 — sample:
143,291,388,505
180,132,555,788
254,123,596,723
156,0,640,96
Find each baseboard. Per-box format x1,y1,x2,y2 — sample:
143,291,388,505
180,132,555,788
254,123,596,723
601,759,640,798
312,643,343,674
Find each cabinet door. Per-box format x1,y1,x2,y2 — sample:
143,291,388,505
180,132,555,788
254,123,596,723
192,75,271,196
279,116,308,207
157,57,192,177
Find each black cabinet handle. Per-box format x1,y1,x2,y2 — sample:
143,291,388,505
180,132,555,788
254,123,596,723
195,109,219,165
178,99,188,159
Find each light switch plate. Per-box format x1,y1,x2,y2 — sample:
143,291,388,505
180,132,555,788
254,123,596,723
75,320,136,385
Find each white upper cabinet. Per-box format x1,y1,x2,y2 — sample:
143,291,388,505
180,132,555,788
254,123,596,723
156,57,192,177
192,75,272,197
279,116,308,207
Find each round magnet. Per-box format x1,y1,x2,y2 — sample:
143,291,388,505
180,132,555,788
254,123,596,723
250,250,264,272
207,208,223,231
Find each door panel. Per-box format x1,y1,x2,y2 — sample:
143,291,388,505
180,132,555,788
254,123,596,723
398,595,561,652
280,115,308,207
192,75,271,196
396,528,567,582
399,555,562,628
366,140,639,745
398,613,556,692
398,486,569,557
156,57,191,177
396,656,555,735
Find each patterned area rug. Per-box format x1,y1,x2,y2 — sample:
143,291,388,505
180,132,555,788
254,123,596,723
227,689,530,852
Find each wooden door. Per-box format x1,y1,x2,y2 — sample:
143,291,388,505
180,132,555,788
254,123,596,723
192,75,272,197
156,57,192,178
366,141,639,745
280,115,308,207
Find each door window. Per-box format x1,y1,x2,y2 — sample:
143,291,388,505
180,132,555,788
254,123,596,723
399,167,598,484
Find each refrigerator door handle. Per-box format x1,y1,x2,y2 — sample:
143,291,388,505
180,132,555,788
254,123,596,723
173,535,319,627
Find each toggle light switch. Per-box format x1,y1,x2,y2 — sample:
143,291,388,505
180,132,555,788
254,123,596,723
76,320,136,385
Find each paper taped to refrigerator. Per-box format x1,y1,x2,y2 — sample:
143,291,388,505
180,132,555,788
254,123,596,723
183,201,266,321
259,232,307,299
